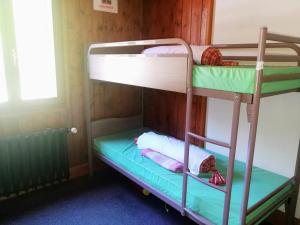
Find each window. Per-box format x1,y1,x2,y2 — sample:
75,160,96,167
0,0,58,104
0,40,8,103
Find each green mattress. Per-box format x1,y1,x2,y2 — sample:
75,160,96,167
192,65,300,94
94,128,291,225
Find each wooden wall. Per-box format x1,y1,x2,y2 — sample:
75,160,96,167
63,0,143,167
142,0,214,143
0,0,143,168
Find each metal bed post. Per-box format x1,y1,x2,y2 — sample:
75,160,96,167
84,45,93,176
181,44,195,215
285,139,300,225
222,94,241,225
240,27,267,224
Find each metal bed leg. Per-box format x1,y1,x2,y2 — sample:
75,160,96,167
181,87,193,215
240,27,267,224
84,45,93,177
222,94,241,225
181,44,194,216
285,139,300,225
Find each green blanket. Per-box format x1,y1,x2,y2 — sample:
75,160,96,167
193,66,300,94
94,128,291,225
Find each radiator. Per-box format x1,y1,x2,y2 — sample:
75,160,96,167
0,128,71,197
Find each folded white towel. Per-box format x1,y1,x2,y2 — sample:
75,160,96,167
137,132,213,175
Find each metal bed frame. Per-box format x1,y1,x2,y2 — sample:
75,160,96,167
84,27,300,225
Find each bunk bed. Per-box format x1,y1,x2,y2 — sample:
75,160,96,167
84,27,300,225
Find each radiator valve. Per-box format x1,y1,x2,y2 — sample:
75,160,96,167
70,127,78,134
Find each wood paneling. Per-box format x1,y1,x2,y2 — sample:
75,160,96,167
59,0,143,166
0,0,143,167
143,0,214,144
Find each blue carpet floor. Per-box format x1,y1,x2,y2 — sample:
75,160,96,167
0,170,196,225
0,169,271,225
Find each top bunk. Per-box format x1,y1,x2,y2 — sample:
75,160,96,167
86,28,300,104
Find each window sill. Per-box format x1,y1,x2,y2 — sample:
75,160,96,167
0,97,67,117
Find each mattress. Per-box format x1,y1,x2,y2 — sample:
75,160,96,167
193,65,300,94
94,128,291,225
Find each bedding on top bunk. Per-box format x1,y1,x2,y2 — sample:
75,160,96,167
142,45,238,66
94,128,291,225
142,45,300,94
193,65,300,94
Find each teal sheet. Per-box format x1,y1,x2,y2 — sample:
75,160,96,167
192,66,300,94
94,128,291,225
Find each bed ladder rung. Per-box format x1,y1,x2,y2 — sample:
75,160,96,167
186,171,227,193
188,132,231,149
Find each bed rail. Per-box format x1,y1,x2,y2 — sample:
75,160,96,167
87,38,194,93
267,32,300,44
212,42,300,54
87,38,193,61
212,42,300,65
247,177,294,215
222,55,300,63
262,73,300,83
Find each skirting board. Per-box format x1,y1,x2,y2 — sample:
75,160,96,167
70,163,89,179
69,161,104,179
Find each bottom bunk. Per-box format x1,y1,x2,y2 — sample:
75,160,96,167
93,128,291,225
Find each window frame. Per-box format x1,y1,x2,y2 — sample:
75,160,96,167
0,0,65,114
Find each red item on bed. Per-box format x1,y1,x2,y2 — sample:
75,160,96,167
201,47,239,67
201,155,226,186
209,170,226,186
201,47,222,66
199,155,216,173
220,61,240,66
